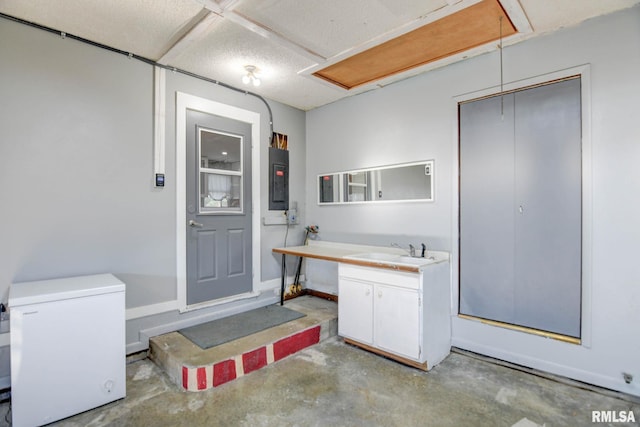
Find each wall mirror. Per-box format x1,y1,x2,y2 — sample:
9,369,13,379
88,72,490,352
318,160,434,205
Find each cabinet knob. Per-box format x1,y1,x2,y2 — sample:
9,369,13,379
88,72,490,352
378,290,382,298
365,289,370,296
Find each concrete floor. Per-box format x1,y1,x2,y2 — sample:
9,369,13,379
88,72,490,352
1,296,637,426
2,340,636,426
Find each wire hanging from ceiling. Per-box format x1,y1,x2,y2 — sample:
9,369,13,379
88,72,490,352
499,15,504,120
0,12,275,146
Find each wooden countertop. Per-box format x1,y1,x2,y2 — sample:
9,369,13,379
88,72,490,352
273,241,434,273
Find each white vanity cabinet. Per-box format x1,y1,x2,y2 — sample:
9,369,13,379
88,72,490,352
374,282,421,360
338,261,450,370
338,277,374,345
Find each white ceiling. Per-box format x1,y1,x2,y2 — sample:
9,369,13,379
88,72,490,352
1,0,638,110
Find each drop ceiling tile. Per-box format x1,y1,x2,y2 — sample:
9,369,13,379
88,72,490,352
171,18,344,110
519,0,640,33
0,0,205,59
2,0,637,110
173,18,312,83
234,0,449,58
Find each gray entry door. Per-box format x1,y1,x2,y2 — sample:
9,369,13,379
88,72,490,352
186,110,252,306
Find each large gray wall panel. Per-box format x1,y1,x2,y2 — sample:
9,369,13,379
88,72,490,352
1,16,308,360
459,94,517,323
459,79,582,338
513,79,582,337
0,18,176,307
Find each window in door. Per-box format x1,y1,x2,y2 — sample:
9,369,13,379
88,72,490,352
198,128,243,213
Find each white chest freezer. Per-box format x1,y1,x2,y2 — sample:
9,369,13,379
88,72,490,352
9,274,126,427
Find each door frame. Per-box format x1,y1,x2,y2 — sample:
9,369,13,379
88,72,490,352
450,64,593,347
176,92,261,312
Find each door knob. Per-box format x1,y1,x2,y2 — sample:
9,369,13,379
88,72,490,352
189,220,204,228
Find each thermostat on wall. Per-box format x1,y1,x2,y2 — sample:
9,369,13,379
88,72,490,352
155,173,165,187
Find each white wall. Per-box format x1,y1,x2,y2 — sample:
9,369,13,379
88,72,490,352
1,4,638,398
0,16,307,376
305,7,640,396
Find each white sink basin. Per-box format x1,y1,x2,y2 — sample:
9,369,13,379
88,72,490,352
344,252,438,268
397,256,437,265
349,252,401,262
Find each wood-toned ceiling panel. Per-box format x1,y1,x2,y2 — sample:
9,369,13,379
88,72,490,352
234,0,448,58
313,0,516,89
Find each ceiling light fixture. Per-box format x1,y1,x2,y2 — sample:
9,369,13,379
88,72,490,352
242,65,261,87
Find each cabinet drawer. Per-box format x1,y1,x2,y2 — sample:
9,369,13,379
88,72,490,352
339,264,420,290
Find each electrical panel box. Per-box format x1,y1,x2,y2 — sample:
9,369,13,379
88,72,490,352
269,147,289,210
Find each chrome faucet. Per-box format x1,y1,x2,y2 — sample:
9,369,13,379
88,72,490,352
391,243,416,257
390,242,403,251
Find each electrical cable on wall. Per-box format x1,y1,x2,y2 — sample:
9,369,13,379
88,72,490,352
499,15,505,120
282,216,291,286
0,12,275,146
292,225,318,294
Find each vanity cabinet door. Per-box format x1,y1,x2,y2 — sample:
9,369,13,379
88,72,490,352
374,283,421,360
338,278,373,345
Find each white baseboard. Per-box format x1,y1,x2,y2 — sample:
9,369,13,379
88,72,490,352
452,336,639,397
257,278,281,292
126,300,179,321
126,341,149,355
125,279,290,320
130,293,279,353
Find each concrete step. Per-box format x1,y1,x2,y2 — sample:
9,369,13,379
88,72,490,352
149,296,338,392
